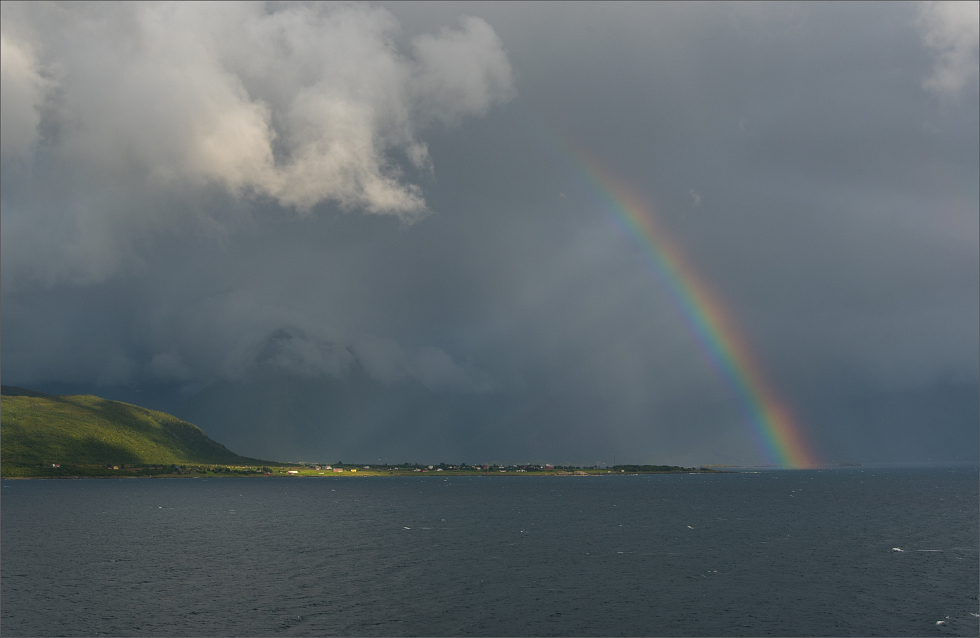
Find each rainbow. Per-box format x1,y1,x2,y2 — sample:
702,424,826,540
566,144,818,469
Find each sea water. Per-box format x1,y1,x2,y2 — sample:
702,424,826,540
2,467,977,636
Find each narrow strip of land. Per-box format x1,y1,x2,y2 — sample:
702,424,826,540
3,462,718,479
1,387,719,478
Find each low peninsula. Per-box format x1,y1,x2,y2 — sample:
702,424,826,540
0,386,716,478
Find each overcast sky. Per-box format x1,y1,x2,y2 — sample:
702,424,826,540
2,2,977,466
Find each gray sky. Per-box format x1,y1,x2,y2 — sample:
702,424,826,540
2,2,977,466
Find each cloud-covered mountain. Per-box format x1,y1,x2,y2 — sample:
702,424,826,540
181,329,457,463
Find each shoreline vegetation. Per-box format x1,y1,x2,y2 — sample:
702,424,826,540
0,385,718,479
1,461,719,479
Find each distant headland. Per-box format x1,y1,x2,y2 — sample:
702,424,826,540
0,386,716,478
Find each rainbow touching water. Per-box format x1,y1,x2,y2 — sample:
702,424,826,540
566,145,818,469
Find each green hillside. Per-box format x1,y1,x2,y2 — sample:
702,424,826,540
1,386,275,475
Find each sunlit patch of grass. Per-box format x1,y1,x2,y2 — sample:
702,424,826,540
1,393,274,475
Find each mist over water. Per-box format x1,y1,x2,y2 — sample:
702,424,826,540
3,467,977,636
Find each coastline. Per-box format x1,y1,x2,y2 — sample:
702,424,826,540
1,467,723,479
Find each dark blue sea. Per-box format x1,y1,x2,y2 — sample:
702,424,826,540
2,467,977,636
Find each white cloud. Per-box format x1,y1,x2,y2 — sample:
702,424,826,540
411,16,516,126
0,32,48,157
917,1,980,95
0,2,513,286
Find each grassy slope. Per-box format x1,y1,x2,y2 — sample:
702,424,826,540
1,390,274,469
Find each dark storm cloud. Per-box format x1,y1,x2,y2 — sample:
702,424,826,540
2,2,977,465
